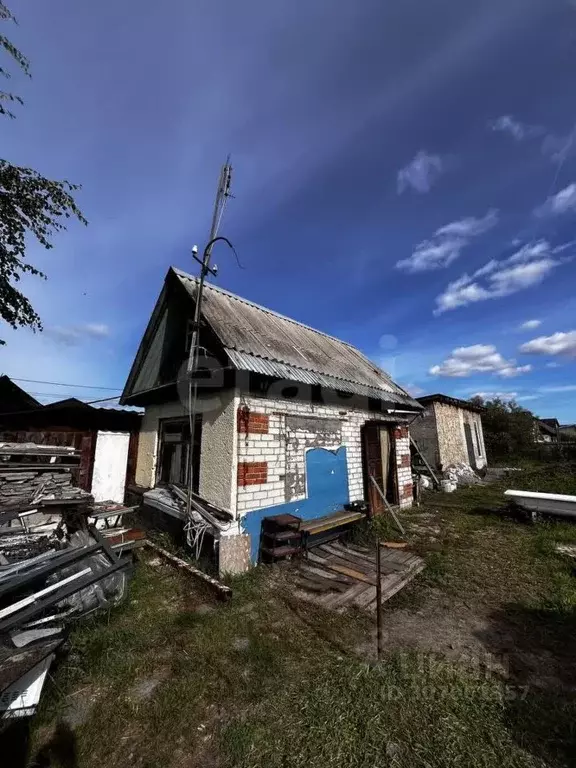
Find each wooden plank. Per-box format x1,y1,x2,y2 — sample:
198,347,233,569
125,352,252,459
354,585,378,608
326,542,400,572
295,577,342,594
306,551,375,583
410,436,440,488
317,543,386,574
308,550,377,581
144,540,231,600
321,581,368,609
324,561,376,585
300,511,364,534
366,563,426,610
299,563,355,584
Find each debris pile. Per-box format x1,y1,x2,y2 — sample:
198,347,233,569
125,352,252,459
0,444,144,720
0,442,89,507
443,462,481,488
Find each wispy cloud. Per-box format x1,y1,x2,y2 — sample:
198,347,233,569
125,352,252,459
518,319,541,331
488,115,543,141
397,209,498,273
397,151,444,194
429,344,531,378
44,323,111,346
534,183,576,218
541,125,576,165
538,384,576,393
520,330,576,358
472,390,518,400
434,240,568,314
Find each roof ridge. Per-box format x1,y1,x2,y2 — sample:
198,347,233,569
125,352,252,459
171,266,357,348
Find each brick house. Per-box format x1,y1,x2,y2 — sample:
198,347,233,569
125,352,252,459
121,267,422,573
410,394,487,472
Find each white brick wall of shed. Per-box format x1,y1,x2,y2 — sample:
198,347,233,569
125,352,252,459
235,395,413,516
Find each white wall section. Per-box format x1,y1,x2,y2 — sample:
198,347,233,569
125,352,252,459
91,431,131,503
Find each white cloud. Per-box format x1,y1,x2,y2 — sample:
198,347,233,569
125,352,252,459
520,331,576,358
541,126,576,165
402,382,426,397
519,319,541,331
44,323,111,346
538,384,576,393
545,361,562,368
489,115,542,141
397,209,498,273
397,150,444,194
534,183,576,217
84,323,110,337
472,391,518,400
429,344,531,379
434,240,567,314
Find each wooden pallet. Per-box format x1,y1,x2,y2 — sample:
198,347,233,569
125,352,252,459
293,540,424,613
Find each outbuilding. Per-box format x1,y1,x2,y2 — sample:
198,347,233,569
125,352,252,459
121,267,423,573
411,394,486,472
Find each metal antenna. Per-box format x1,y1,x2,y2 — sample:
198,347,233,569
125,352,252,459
185,159,234,524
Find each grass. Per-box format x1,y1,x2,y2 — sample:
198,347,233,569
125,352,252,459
8,463,576,767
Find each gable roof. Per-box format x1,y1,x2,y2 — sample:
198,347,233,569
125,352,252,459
536,419,557,436
122,267,421,410
539,418,559,430
0,375,41,414
417,393,484,413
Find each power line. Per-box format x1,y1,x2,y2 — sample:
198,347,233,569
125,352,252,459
27,391,122,400
8,377,123,391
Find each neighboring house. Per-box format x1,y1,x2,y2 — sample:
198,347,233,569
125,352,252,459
0,375,41,414
534,418,560,443
120,266,423,574
410,394,486,472
560,424,576,441
0,392,141,503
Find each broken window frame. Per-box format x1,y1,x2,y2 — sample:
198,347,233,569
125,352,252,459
156,416,202,492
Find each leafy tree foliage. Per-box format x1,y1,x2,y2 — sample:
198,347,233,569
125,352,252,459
469,395,536,460
0,2,86,344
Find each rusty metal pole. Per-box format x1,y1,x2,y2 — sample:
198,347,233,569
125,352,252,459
376,535,383,660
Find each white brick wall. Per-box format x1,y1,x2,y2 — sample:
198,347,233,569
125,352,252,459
236,395,414,517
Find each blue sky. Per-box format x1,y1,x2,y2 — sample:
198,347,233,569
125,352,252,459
3,0,576,421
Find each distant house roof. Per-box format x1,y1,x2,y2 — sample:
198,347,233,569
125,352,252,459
0,394,141,431
539,418,559,430
536,419,557,437
0,375,41,414
122,267,422,410
417,393,484,413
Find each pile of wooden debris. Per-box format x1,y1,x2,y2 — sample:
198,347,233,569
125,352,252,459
0,445,144,721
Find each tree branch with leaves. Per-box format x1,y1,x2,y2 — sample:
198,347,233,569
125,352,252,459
0,2,86,344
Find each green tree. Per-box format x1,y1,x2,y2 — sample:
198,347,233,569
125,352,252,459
0,2,86,344
469,395,536,460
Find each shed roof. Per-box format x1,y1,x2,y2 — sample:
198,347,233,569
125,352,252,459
172,268,420,409
0,375,41,414
417,393,484,413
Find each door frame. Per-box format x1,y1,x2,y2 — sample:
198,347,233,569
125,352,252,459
361,421,399,515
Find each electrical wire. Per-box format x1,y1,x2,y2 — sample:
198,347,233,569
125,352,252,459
7,377,123,390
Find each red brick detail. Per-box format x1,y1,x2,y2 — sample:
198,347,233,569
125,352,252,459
237,407,269,434
401,482,413,499
393,426,409,440
400,454,411,468
237,461,268,486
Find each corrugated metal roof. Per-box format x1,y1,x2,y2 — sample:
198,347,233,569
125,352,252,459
174,269,421,410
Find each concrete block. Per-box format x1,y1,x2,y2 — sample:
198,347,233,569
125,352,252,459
219,534,251,576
